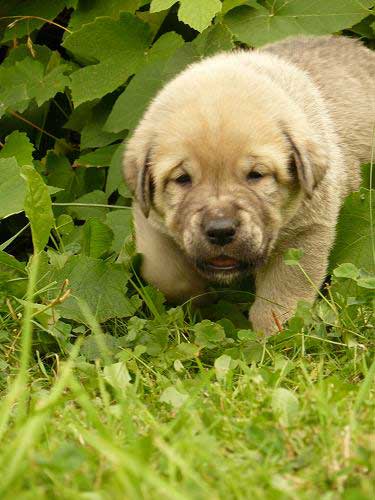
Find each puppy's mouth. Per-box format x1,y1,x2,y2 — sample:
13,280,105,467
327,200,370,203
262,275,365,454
196,255,248,274
205,256,243,271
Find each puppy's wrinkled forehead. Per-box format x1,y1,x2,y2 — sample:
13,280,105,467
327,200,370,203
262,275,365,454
151,73,290,175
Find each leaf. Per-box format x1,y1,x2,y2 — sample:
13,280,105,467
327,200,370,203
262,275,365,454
225,0,373,47
192,24,234,56
105,210,133,253
81,218,114,258
106,143,127,196
0,0,67,43
0,158,26,219
159,386,188,409
103,362,131,390
21,166,54,253
271,388,300,427
0,251,26,274
105,42,200,133
68,190,108,220
330,188,374,273
284,248,304,266
214,354,232,381
151,0,222,32
63,13,151,105
0,131,34,166
52,255,139,323
0,57,70,110
76,144,119,167
81,333,120,361
68,0,139,31
193,320,226,349
333,263,360,280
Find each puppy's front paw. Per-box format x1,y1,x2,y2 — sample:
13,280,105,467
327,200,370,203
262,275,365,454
249,302,285,336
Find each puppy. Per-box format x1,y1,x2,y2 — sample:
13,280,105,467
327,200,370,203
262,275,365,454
123,35,375,335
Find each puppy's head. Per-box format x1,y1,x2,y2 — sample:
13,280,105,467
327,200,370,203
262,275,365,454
124,54,328,283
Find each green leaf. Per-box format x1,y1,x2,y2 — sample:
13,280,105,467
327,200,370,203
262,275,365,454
103,362,131,390
21,165,54,253
225,0,373,47
330,188,374,273
63,13,151,105
68,190,108,220
52,255,139,323
105,210,133,253
77,144,119,167
271,388,300,427
193,320,226,349
178,0,222,32
333,263,360,280
0,57,70,110
151,0,222,32
284,248,304,266
159,386,188,409
0,131,34,166
68,0,139,31
214,354,232,381
0,0,67,43
81,218,114,258
0,251,26,274
192,24,234,56
106,143,127,196
0,158,26,219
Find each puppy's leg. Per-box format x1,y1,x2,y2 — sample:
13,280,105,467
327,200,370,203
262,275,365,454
134,205,208,302
250,224,336,335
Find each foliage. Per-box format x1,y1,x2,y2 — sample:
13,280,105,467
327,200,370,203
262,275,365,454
0,1,374,498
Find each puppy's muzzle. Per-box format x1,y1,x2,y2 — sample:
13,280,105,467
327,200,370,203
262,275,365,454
203,217,240,246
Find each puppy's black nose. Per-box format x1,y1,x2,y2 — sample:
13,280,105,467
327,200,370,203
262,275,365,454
205,218,238,246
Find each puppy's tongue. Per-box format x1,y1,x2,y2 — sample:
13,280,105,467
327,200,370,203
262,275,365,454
208,257,239,268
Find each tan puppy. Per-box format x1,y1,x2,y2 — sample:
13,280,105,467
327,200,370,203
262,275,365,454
123,35,375,335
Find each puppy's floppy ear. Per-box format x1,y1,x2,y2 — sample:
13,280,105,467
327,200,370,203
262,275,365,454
123,147,154,218
284,130,328,197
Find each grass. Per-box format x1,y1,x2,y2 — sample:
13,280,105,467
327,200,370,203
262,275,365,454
0,268,374,499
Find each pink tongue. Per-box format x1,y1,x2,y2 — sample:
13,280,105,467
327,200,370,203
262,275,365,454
209,257,238,267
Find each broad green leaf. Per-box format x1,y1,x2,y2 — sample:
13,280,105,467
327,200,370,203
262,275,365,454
105,210,133,253
21,165,54,253
0,0,67,43
0,57,70,109
178,0,222,32
0,131,34,166
105,42,200,133
68,190,108,220
221,0,262,16
151,0,222,32
0,251,26,273
271,388,300,427
81,218,114,258
146,32,185,64
225,0,373,47
159,386,188,409
52,255,139,322
76,144,119,167
284,248,304,266
81,334,119,361
192,23,234,56
105,62,168,133
106,143,127,196
193,320,226,348
80,97,126,149
0,158,26,219
330,188,374,273
63,13,151,105
333,263,360,280
68,0,139,31
103,362,131,390
214,354,232,381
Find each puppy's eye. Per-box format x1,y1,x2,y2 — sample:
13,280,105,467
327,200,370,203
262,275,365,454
247,170,264,181
174,173,192,185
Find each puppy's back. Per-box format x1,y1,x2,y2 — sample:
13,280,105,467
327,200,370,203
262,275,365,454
262,36,375,165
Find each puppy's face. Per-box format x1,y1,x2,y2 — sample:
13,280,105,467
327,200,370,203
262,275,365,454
124,58,327,283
